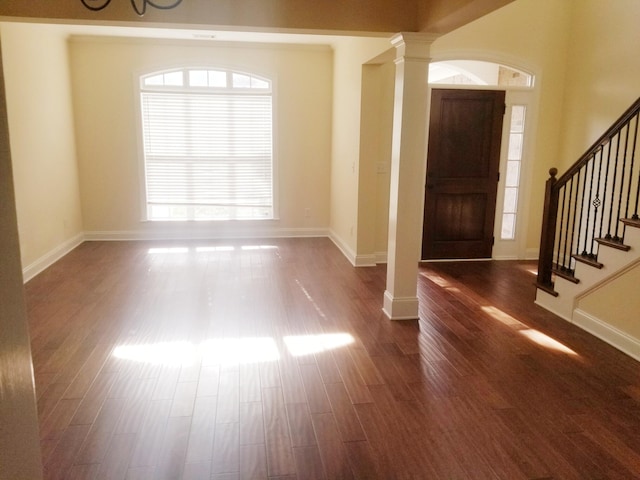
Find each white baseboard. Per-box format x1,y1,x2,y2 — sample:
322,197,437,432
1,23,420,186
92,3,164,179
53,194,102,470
492,254,518,260
525,248,539,260
573,308,640,362
375,251,387,264
382,290,419,320
328,230,357,266
354,254,377,267
327,231,384,267
22,233,84,283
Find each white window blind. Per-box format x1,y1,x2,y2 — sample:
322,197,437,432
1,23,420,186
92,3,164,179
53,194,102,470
139,69,273,221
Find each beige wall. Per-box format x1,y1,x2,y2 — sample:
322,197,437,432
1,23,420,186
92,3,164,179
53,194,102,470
0,37,43,480
1,23,83,271
69,36,333,239
356,60,395,264
577,262,640,343
374,61,396,257
557,0,640,169
429,0,573,254
329,36,390,261
356,60,395,262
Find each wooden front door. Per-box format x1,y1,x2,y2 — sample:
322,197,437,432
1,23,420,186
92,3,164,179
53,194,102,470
422,89,505,260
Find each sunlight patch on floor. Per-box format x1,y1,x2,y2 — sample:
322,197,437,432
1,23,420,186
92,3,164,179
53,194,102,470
519,329,579,356
481,306,526,328
419,272,461,293
113,332,353,366
201,338,280,365
284,333,355,357
481,305,580,357
196,246,235,252
113,338,279,366
147,247,190,254
113,341,198,365
146,245,279,255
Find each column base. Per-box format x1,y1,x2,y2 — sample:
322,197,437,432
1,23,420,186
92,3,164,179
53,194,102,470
382,290,419,320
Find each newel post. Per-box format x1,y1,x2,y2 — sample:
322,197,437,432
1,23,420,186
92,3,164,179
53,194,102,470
537,168,559,292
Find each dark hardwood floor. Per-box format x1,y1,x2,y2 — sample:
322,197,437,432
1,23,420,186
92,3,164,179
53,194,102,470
25,238,640,479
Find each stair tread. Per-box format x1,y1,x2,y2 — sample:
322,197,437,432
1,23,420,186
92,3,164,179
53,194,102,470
595,237,631,251
622,217,640,228
572,253,604,269
552,264,580,284
535,281,558,297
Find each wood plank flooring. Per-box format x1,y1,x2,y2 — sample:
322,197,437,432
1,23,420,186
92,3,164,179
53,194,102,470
25,238,640,479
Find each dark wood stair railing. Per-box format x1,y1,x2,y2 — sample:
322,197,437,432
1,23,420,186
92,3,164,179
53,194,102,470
537,97,640,295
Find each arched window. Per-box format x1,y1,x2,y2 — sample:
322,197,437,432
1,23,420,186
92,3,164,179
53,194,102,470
139,67,273,221
429,60,533,87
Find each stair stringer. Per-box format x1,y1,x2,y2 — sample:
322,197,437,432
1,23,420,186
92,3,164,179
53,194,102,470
535,225,640,321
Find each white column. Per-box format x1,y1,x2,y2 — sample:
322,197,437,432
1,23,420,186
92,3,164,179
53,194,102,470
383,33,438,320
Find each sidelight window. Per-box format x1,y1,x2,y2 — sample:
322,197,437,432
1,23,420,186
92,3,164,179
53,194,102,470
501,105,526,240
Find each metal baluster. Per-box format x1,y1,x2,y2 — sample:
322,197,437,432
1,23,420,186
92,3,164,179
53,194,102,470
599,142,612,241
570,171,582,266
606,131,622,240
592,148,604,258
629,114,640,220
557,183,569,271
564,176,576,273
555,184,564,269
582,155,595,256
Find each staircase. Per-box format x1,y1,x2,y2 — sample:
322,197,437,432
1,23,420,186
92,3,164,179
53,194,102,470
535,97,640,357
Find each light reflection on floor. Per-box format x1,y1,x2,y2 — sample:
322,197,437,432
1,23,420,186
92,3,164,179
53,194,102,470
112,333,355,366
519,328,579,356
482,302,579,357
146,245,279,255
284,333,354,357
421,272,461,293
422,270,580,358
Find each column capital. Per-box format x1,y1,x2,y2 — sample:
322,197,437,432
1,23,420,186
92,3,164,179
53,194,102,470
390,32,440,60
